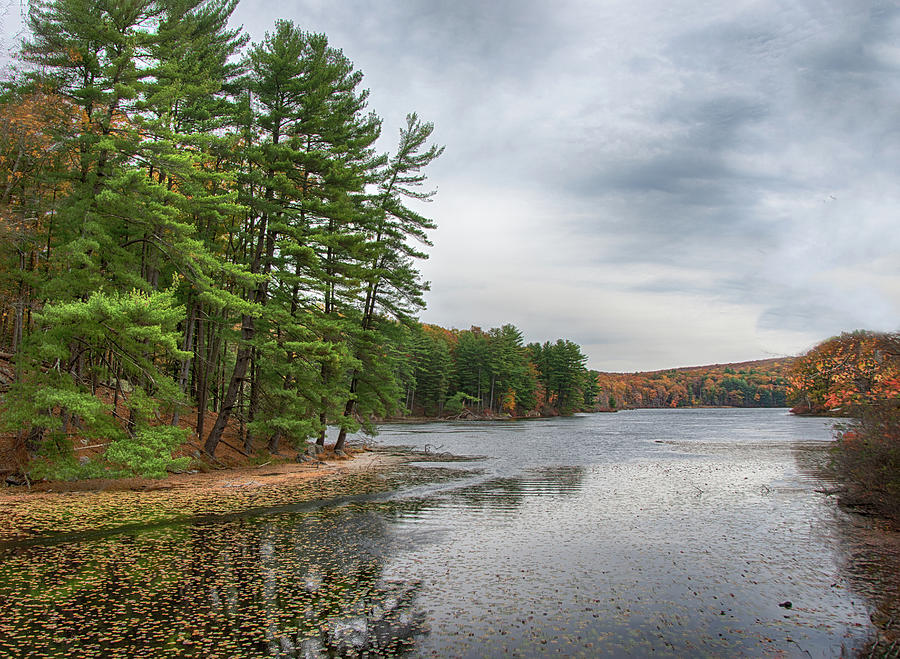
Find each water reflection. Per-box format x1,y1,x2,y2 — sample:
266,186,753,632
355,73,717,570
834,517,900,655
445,466,587,514
0,466,589,658
791,441,900,654
0,506,427,658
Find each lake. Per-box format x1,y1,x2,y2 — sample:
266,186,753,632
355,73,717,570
0,408,891,657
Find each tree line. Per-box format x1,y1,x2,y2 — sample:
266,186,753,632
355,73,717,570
0,0,448,477
594,358,792,409
398,323,592,418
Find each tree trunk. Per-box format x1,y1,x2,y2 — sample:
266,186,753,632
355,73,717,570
196,308,224,445
267,430,281,454
333,377,358,453
171,302,196,427
195,310,208,442
204,317,253,455
204,218,275,456
244,350,259,453
316,411,327,447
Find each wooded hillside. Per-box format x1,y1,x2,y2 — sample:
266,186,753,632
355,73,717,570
595,358,794,409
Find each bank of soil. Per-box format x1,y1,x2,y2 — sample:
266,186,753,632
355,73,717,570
0,446,413,545
4,444,386,494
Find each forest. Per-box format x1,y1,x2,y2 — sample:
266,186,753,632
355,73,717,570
594,358,793,410
0,0,595,480
398,323,592,418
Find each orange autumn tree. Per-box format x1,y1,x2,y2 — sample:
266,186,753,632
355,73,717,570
0,86,79,350
792,332,900,520
789,331,900,416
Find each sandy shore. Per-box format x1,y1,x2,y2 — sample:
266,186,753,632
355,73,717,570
0,447,414,543
1,446,403,497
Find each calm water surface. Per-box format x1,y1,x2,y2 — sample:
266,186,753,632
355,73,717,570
0,409,889,657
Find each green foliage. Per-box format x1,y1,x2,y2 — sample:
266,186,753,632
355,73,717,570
4,288,191,478
488,324,537,413
583,370,600,407
1,1,447,476
402,324,452,416
452,328,491,405
106,426,190,479
529,339,589,414
26,435,127,482
391,323,592,418
444,392,479,415
28,455,124,482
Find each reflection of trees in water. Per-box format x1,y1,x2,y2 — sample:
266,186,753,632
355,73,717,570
790,441,835,481
0,505,427,657
791,442,900,653
825,513,900,654
452,465,587,512
828,516,900,655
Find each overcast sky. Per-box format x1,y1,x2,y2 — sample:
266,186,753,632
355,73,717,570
3,1,900,371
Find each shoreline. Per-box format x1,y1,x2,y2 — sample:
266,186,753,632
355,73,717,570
0,446,420,545
380,405,793,424
0,445,400,496
1,406,795,488
380,409,617,424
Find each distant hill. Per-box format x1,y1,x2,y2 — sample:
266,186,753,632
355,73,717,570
594,357,795,409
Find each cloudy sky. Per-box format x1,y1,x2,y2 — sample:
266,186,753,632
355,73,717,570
3,1,900,371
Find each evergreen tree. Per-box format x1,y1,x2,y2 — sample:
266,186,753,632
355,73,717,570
400,323,452,416
332,113,443,452
204,23,384,455
452,328,491,410
9,0,251,471
487,324,536,414
0,1,448,476
529,339,588,414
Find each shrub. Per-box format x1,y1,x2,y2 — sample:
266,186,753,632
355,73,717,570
832,402,900,522
444,391,479,415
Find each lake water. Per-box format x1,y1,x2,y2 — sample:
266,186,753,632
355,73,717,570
0,408,890,657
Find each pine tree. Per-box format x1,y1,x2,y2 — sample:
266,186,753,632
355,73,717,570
1,1,447,475
9,0,251,472
529,339,588,414
204,23,383,455
332,114,443,452
487,324,536,414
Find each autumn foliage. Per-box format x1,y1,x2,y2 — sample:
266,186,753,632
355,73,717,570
788,331,900,416
0,87,79,349
791,331,900,522
595,358,793,410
